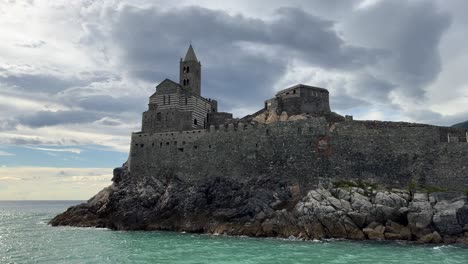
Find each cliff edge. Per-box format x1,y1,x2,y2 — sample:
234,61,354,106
50,163,468,244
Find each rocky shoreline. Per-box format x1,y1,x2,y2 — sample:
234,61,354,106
50,164,468,244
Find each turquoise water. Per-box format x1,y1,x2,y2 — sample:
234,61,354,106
0,201,467,264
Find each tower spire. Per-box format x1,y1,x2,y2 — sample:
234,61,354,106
184,45,198,62
180,45,201,95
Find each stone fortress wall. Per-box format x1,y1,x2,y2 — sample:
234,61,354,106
129,117,468,191
130,45,468,192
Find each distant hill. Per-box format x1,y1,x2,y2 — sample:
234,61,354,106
452,120,468,128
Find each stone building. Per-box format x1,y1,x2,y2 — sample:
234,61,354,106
141,45,218,133
265,84,330,116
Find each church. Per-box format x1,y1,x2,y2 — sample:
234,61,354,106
141,45,228,133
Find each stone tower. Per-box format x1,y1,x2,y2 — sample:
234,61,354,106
179,45,201,95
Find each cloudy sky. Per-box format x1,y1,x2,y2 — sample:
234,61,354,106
1,0,467,199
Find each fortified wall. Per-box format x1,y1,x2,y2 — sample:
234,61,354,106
129,118,468,191
128,46,468,192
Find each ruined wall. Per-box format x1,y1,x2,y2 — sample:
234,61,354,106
129,118,468,191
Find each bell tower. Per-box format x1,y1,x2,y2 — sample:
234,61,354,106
180,45,201,95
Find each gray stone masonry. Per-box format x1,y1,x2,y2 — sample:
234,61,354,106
129,116,468,191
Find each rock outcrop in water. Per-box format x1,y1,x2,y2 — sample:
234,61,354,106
50,163,468,244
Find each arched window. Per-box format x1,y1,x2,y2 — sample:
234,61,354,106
186,66,190,73
187,79,190,85
194,119,198,125
183,79,186,85
183,66,186,73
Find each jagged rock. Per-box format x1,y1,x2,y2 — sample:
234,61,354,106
279,111,288,121
50,165,468,244
432,231,442,243
408,194,433,229
363,227,384,240
347,212,366,228
433,199,465,235
418,233,435,243
463,224,468,232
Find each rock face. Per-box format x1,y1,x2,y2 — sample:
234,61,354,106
50,163,468,244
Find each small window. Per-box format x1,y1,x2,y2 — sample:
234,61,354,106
208,145,211,149
163,95,166,105
266,129,270,136
135,143,138,146
185,97,188,105
160,142,163,147
293,90,296,94
166,142,169,145
186,66,190,73
152,143,155,147
194,119,198,125
255,143,258,148
168,95,171,105
156,112,161,121
187,79,190,85
178,148,184,152
140,144,144,148
194,146,198,150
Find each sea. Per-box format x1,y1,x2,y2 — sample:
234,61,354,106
0,201,467,264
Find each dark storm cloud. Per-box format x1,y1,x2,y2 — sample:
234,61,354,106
17,110,101,127
351,74,395,103
70,95,146,113
0,74,83,93
344,0,451,99
107,5,384,113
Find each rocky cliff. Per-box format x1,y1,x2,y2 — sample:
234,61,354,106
50,163,468,244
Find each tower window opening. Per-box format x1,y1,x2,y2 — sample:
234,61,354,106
293,90,296,94
187,79,190,85
163,95,166,105
185,97,188,105
168,95,171,104
194,119,198,125
186,66,190,73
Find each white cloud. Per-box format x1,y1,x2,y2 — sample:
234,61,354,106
26,147,82,154
0,150,15,156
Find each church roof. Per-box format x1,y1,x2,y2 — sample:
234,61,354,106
183,45,198,62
